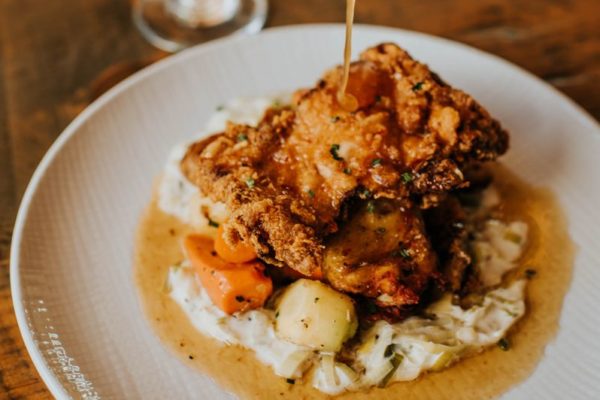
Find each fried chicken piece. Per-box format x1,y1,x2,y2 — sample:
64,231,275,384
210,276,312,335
424,195,474,292
323,198,437,307
181,109,324,277
181,43,509,307
280,43,508,211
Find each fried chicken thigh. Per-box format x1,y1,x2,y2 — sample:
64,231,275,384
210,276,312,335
181,43,508,309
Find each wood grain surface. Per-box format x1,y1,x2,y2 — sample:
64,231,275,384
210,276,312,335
0,0,598,398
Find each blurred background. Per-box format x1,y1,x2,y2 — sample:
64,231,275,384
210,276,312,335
0,0,598,397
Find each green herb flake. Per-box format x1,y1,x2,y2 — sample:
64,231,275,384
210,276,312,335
343,167,352,175
329,144,343,161
371,158,382,167
497,338,510,351
272,99,282,108
366,201,376,213
359,188,372,199
286,378,295,385
378,353,403,388
384,344,396,358
245,177,255,188
275,311,280,319
307,189,315,198
330,144,343,161
504,231,522,244
314,297,320,303
525,269,537,279
401,172,414,184
412,81,424,92
208,218,219,228
216,105,225,111
237,133,248,142
392,247,411,259
375,95,382,103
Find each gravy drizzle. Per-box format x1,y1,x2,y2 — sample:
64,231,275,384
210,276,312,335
337,0,359,111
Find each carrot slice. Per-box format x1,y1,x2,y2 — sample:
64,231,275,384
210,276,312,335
214,225,257,263
183,234,272,314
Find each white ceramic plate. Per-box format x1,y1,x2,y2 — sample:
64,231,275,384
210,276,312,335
11,24,600,399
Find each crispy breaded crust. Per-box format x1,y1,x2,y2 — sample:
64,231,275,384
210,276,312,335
181,43,509,308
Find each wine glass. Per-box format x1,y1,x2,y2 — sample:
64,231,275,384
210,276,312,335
133,0,268,52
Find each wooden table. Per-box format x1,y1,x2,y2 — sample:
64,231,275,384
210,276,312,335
0,0,598,397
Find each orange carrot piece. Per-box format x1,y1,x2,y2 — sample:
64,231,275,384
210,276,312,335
214,225,257,263
183,234,272,314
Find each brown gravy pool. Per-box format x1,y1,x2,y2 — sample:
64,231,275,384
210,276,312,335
134,164,575,399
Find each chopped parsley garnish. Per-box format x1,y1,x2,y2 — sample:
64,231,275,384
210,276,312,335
286,378,295,385
378,353,403,388
366,201,376,213
272,99,282,108
412,81,424,92
245,177,255,188
401,172,414,183
236,133,248,142
275,311,280,319
504,231,522,244
371,158,382,167
343,167,352,175
330,115,341,123
359,188,372,199
384,344,396,358
307,189,315,198
216,105,225,111
314,297,320,303
525,269,537,279
208,218,219,228
497,338,510,351
330,144,343,160
392,247,411,259
375,95,382,103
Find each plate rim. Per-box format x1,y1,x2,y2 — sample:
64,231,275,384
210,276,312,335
9,23,600,399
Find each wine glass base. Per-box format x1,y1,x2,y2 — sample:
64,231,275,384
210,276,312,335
133,0,268,52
